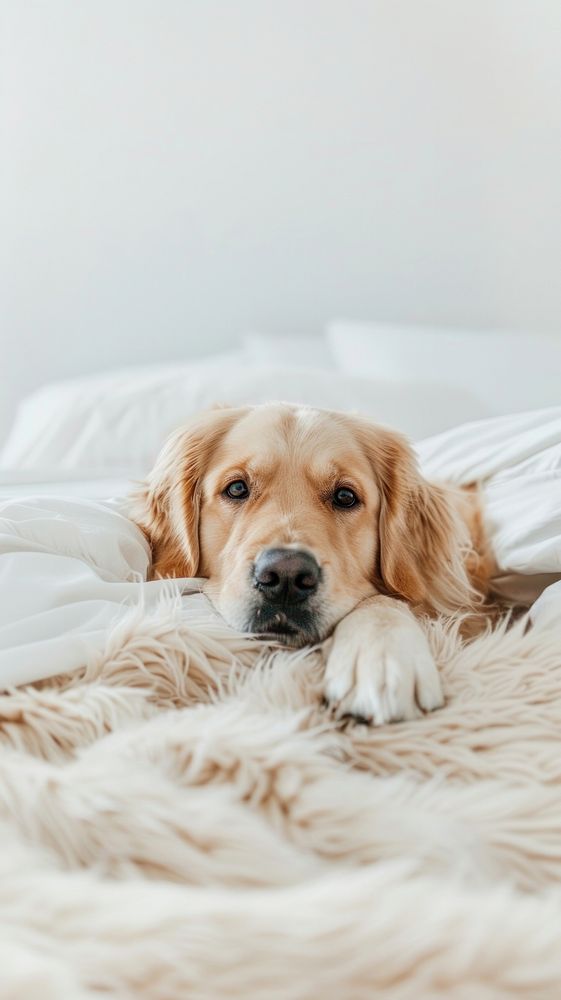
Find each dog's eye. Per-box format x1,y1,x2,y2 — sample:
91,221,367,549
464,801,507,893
224,479,250,500
332,487,358,509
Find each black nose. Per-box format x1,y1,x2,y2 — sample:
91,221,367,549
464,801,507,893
253,548,320,604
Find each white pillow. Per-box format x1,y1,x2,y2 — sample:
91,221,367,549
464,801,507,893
327,320,561,416
1,360,491,476
242,333,335,369
0,353,244,476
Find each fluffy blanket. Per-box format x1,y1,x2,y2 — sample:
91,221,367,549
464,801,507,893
2,597,561,999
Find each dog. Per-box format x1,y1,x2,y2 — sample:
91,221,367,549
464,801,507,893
131,403,495,725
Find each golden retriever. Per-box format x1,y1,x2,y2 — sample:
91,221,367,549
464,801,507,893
131,404,495,725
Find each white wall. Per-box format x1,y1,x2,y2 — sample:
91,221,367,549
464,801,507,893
2,1,561,441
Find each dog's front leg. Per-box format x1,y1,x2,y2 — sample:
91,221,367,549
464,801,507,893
323,596,444,724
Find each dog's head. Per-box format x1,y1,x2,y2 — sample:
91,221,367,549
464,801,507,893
131,404,475,645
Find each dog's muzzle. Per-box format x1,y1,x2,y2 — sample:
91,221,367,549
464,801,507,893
249,547,322,645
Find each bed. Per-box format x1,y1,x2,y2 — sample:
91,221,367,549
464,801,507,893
2,332,561,998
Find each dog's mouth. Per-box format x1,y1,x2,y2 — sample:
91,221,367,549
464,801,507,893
250,608,320,648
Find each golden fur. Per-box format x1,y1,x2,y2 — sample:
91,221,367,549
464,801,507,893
131,404,491,610
130,403,495,723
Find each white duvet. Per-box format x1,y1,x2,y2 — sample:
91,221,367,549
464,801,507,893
0,498,208,687
1,406,561,689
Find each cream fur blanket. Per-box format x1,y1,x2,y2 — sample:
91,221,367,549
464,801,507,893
2,599,561,998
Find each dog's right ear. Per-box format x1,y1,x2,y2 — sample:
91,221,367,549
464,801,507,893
130,407,244,579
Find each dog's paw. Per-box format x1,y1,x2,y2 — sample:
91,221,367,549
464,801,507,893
323,603,444,725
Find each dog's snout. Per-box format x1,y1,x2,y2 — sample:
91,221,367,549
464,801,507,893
253,548,320,603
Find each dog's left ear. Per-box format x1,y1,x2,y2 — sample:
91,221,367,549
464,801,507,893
355,420,476,614
130,407,244,579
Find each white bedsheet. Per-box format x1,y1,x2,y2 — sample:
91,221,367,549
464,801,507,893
0,497,207,688
1,406,561,688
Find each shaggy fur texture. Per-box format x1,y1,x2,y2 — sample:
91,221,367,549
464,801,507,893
2,597,561,998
